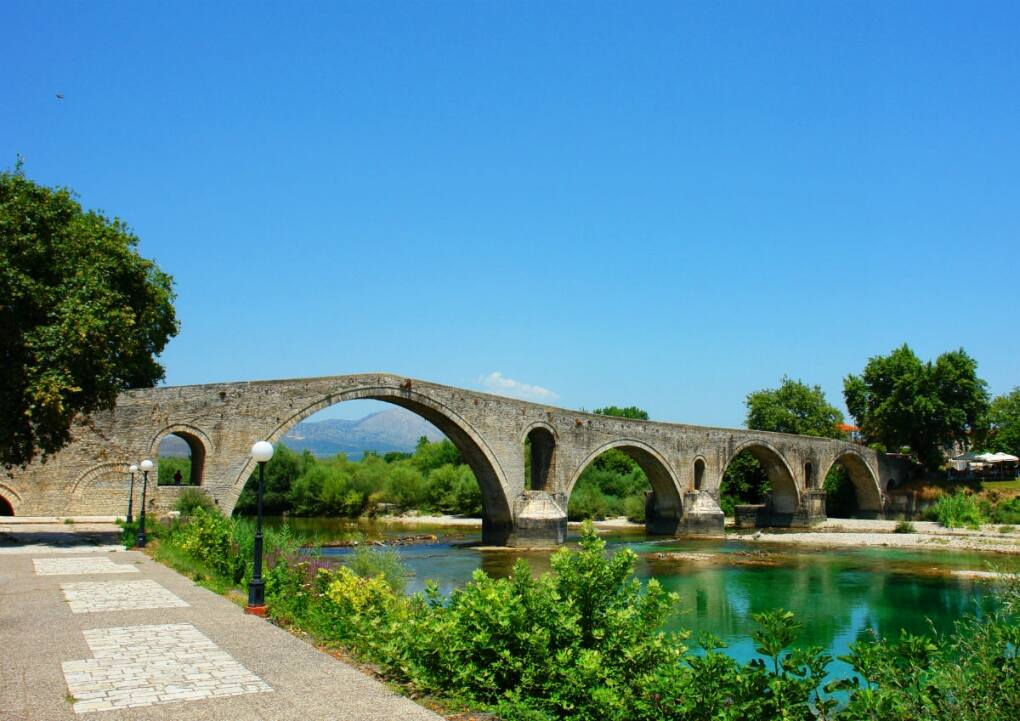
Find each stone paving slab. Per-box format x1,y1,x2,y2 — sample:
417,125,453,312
61,580,188,614
63,623,271,714
34,557,140,576
0,545,124,555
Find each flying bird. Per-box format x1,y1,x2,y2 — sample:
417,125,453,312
56,94,64,100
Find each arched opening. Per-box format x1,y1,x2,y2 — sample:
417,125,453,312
566,442,682,534
693,458,706,490
720,442,799,519
233,390,510,541
524,426,556,491
804,462,814,489
157,432,205,486
0,495,14,516
823,452,883,518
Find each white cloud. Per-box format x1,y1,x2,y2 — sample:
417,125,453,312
480,372,559,403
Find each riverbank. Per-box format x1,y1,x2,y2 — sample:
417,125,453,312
738,526,1020,555
376,513,1020,554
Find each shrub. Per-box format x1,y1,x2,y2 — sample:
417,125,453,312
623,493,646,523
173,507,236,578
347,547,407,594
175,488,215,515
990,497,1020,525
895,520,916,533
567,483,611,520
925,493,984,529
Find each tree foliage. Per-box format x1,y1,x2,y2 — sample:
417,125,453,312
0,165,178,468
986,388,1020,456
745,376,845,439
593,405,649,420
234,439,483,518
843,344,989,469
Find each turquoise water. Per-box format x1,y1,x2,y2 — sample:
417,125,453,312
267,518,1016,681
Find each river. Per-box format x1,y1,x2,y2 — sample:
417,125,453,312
264,517,1018,682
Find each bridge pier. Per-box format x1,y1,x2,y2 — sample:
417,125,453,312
646,490,724,535
504,491,567,547
678,491,725,534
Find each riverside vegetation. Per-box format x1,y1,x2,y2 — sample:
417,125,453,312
227,436,654,524
125,507,1019,721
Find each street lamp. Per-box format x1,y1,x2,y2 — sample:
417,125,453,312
136,459,153,548
246,440,274,614
126,464,138,523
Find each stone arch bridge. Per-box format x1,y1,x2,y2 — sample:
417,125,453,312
3,373,907,545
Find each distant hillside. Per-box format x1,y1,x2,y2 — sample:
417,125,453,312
282,407,444,457
157,407,445,459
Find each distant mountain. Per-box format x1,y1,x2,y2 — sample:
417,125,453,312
281,407,444,457
156,407,445,459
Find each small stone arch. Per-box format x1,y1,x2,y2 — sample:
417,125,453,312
70,462,132,497
149,424,213,486
804,461,815,489
566,438,683,510
693,457,706,491
0,483,20,515
819,449,883,514
723,439,800,514
522,422,557,492
238,385,513,540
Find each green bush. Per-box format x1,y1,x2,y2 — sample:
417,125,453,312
990,497,1020,525
175,488,215,515
347,547,407,594
623,493,646,523
895,520,916,533
925,494,985,529
567,483,612,520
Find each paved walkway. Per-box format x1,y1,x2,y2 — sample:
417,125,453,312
0,525,443,720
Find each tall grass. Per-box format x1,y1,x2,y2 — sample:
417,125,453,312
925,493,985,529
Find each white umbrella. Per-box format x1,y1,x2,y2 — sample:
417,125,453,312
977,452,1000,462
992,452,1019,462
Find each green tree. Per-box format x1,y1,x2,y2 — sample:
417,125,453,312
234,444,306,515
745,376,845,438
0,165,178,468
844,344,989,469
986,388,1020,456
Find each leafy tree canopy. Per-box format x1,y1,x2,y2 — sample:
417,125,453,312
592,405,649,420
0,164,178,468
843,344,988,470
986,388,1020,457
745,376,845,438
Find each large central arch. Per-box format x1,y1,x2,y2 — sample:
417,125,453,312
723,439,800,515
233,385,514,540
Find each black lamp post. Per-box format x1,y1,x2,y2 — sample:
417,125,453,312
246,440,274,614
126,464,138,523
136,459,153,548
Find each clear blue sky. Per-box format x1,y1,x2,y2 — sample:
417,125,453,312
4,2,1018,427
